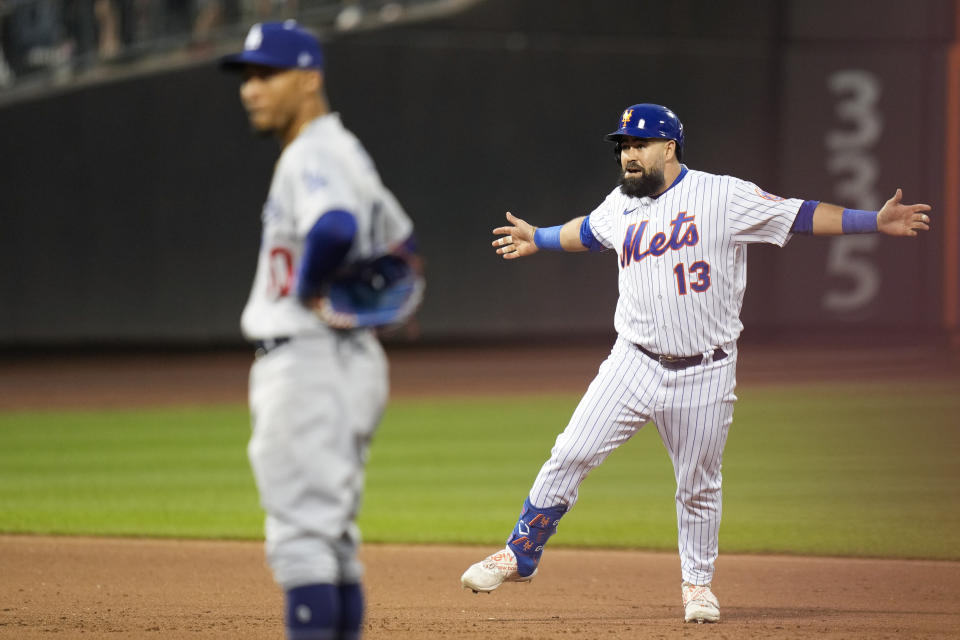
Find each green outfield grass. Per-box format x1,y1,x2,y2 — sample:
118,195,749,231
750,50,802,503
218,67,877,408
0,380,957,559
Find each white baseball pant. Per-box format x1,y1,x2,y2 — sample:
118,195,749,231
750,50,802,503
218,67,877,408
529,336,737,585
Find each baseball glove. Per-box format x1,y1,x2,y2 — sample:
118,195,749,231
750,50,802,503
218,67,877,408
315,253,424,329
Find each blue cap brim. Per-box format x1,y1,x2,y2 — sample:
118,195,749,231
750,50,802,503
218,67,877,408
219,50,307,71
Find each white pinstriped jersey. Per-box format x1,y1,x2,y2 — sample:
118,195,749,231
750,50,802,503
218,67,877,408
588,167,804,356
241,113,413,340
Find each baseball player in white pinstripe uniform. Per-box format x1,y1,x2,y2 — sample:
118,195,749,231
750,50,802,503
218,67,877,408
460,103,931,623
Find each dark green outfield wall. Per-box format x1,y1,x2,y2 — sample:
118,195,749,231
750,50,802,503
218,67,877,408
0,0,953,345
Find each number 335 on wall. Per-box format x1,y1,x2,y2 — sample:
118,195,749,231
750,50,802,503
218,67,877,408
824,69,882,314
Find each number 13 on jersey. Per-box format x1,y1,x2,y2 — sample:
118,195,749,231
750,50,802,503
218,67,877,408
673,261,711,295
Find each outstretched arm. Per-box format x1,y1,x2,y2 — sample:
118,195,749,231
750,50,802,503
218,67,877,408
801,189,932,237
492,212,589,260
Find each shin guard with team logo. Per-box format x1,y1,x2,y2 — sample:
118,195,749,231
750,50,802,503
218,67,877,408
506,497,567,577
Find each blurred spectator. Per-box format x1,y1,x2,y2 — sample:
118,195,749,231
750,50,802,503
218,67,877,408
93,0,120,58
0,47,11,87
60,0,127,68
61,0,100,69
251,0,297,23
334,0,405,31
0,0,15,86
190,0,239,49
0,0,435,92
2,0,72,79
160,0,189,40
334,0,362,30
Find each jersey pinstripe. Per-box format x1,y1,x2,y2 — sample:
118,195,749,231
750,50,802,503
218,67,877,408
241,113,413,340
588,167,803,356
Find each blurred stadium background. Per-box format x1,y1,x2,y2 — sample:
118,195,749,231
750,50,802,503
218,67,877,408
0,0,957,350
2,7,959,636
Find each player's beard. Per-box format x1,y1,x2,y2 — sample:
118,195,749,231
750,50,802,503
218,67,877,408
618,162,665,198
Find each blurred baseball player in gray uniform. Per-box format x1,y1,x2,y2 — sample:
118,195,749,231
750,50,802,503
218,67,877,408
221,21,422,640
460,103,931,623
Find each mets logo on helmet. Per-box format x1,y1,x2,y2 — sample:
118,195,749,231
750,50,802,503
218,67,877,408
621,109,633,128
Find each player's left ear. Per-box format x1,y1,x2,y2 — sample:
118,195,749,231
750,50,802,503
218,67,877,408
665,139,677,161
299,69,323,94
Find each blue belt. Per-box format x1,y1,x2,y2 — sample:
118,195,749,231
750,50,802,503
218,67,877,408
253,337,291,359
635,344,727,371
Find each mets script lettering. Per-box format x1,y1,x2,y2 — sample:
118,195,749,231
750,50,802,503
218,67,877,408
621,211,699,268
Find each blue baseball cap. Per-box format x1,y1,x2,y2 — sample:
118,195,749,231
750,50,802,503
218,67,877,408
220,20,323,71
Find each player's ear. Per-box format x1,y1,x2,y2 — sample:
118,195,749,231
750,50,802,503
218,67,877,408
665,139,677,162
299,69,323,94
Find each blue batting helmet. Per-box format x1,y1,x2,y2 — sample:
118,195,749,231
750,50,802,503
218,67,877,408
606,104,684,161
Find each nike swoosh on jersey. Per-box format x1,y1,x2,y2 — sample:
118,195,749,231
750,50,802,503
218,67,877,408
622,207,638,215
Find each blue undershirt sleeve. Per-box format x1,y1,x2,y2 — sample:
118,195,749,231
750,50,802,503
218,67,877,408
790,200,819,235
297,209,357,302
579,216,605,252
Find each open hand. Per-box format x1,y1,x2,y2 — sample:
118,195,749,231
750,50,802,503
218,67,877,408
877,189,932,237
492,212,538,259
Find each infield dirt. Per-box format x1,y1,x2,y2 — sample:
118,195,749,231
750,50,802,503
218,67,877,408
1,342,958,638
2,535,959,639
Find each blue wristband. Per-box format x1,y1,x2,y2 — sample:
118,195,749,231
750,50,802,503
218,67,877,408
533,225,563,250
841,208,878,234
